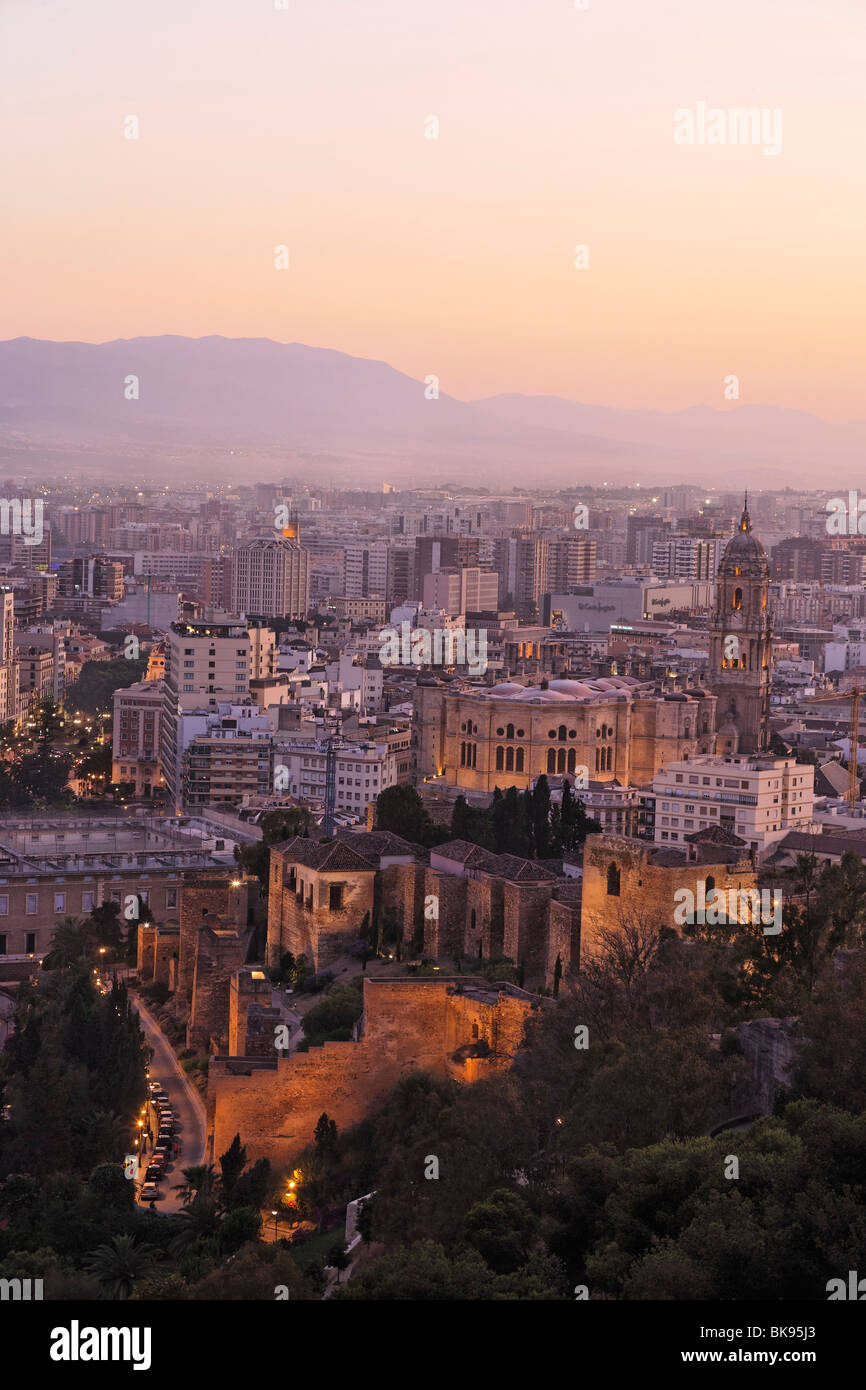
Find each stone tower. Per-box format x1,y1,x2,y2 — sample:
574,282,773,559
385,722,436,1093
708,495,772,754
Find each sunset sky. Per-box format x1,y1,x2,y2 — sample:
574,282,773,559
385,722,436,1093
1,0,863,416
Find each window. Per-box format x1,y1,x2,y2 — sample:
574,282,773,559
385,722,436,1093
0,895,7,915
166,889,177,909
82,891,94,913
26,894,37,915
25,933,35,954
329,884,344,911
54,893,66,913
0,934,5,955
606,862,621,896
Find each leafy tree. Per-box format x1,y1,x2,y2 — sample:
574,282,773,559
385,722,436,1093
529,775,552,858
298,981,363,1050
218,1206,262,1255
87,1163,135,1210
327,1240,350,1280
375,785,448,847
218,1134,247,1200
462,1188,537,1274
314,1113,339,1163
234,807,317,891
230,1158,271,1212
331,1239,492,1300
67,656,148,716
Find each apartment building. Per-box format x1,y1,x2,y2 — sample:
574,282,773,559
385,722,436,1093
546,535,598,589
651,535,724,582
160,617,252,811
112,679,164,797
273,729,413,819
232,536,310,619
0,589,16,725
651,754,816,857
422,567,499,617
183,726,273,807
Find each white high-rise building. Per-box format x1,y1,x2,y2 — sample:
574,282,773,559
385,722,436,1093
160,616,252,811
343,542,391,598
0,588,17,725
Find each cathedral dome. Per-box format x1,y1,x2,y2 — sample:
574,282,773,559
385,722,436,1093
718,496,768,577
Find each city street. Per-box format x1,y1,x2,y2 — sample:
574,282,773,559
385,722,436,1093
132,991,207,1214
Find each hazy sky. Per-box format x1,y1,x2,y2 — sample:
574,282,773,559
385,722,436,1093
2,0,863,415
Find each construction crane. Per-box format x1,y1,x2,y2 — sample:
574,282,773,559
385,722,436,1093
320,713,347,837
802,686,864,810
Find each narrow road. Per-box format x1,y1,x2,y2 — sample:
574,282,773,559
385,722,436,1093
131,992,207,1214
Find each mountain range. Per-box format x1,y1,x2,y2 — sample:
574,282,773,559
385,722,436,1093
0,335,861,490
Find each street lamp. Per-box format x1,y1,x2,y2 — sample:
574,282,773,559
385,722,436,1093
271,1210,279,1240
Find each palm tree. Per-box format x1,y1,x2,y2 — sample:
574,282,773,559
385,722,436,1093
44,916,91,969
169,1193,221,1256
172,1163,217,1206
85,1234,156,1299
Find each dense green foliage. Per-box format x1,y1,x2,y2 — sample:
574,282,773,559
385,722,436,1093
375,777,600,858
66,655,148,715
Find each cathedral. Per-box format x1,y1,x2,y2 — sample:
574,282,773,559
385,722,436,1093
413,496,773,790
707,495,772,754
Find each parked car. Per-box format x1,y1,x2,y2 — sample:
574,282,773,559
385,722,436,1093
145,1165,163,1182
139,1183,160,1201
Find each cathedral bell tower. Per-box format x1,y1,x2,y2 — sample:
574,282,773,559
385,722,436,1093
708,495,772,754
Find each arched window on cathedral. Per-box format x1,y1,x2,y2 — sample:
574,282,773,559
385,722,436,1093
567,748,576,773
547,749,556,774
506,723,514,740
733,587,743,611
683,722,691,740
515,747,525,773
606,746,613,771
460,742,466,766
506,747,514,772
495,746,504,771
607,862,621,897
557,748,566,773
559,724,567,742
595,747,600,772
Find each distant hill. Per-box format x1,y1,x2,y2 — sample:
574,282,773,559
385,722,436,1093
0,335,861,488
